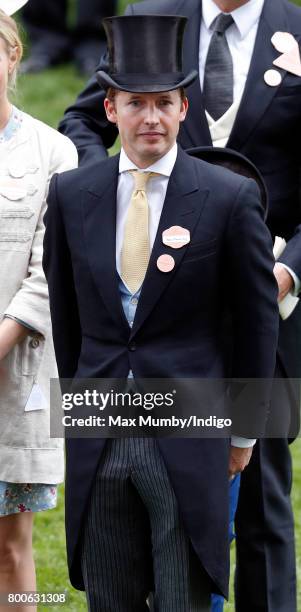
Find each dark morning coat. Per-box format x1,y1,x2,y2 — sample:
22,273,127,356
59,0,301,398
43,147,278,597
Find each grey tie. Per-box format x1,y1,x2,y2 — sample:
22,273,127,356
203,13,234,120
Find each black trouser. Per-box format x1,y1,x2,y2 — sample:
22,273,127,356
81,438,212,612
235,438,296,612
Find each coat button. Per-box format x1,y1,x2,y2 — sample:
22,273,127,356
8,164,26,178
128,342,137,352
29,338,40,349
27,183,38,196
27,164,39,174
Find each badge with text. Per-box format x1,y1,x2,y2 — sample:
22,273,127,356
162,226,190,249
157,254,175,273
272,32,297,54
273,49,301,76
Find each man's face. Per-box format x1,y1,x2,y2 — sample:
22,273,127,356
104,90,188,168
212,0,250,10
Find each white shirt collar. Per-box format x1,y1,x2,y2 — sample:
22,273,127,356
202,0,265,40
119,143,178,178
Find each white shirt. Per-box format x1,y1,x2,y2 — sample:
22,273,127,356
116,144,177,275
117,144,253,448
199,0,265,102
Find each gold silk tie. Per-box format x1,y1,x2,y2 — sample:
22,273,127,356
121,170,156,294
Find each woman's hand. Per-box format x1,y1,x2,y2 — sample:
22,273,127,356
0,362,7,382
0,318,29,362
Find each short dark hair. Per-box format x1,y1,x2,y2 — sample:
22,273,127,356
106,87,117,102
106,86,186,103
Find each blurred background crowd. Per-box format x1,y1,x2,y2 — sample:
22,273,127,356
20,0,117,76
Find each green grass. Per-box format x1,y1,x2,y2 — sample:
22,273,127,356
13,65,85,129
33,489,86,611
12,0,301,609
293,441,301,604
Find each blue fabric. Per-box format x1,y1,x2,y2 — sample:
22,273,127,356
211,474,241,611
119,276,140,378
119,275,140,326
0,481,57,516
0,106,23,143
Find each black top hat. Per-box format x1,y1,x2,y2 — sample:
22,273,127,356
96,15,198,93
186,146,268,218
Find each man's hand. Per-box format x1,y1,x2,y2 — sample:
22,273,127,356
229,446,253,478
274,263,294,302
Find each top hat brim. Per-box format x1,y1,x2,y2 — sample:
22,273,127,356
186,146,268,218
96,69,198,93
0,0,28,15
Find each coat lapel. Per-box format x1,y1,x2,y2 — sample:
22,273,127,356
131,148,209,338
181,0,212,147
228,0,289,150
82,155,130,337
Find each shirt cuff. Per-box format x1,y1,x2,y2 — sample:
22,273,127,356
4,315,38,334
231,436,257,448
280,264,301,296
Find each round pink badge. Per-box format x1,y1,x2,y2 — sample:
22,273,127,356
162,226,190,249
157,254,175,273
264,69,282,87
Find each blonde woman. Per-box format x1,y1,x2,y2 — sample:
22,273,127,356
0,2,78,608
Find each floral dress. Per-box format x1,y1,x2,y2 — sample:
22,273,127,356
0,106,57,516
0,482,57,515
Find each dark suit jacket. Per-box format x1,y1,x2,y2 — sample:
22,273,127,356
59,0,301,394
43,147,278,596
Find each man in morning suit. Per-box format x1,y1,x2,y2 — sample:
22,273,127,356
59,1,301,610
44,13,279,612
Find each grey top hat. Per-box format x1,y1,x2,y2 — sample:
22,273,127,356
97,15,198,93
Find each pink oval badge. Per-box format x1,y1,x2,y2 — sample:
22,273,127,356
157,254,175,273
162,226,190,249
271,32,297,54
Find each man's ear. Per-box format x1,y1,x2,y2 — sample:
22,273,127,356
104,98,118,124
179,97,189,123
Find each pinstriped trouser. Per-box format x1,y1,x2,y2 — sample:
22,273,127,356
81,438,212,612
